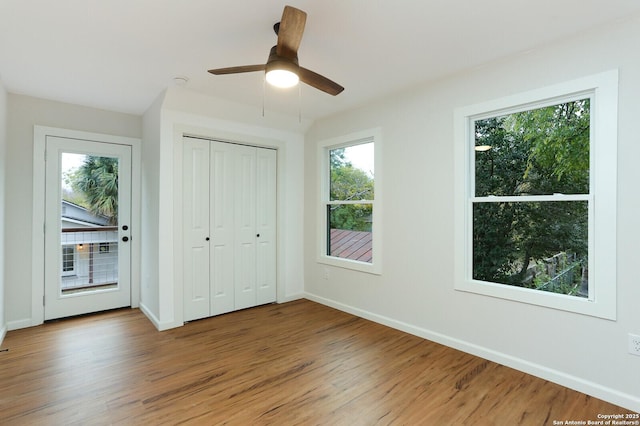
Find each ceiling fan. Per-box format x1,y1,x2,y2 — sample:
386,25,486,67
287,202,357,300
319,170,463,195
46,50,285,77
208,5,344,96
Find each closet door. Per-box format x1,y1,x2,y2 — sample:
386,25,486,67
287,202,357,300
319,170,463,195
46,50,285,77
210,141,236,315
256,148,277,304
234,144,258,310
183,137,211,321
183,138,277,322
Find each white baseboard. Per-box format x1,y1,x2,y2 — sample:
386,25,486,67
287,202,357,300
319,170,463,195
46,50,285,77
140,296,305,332
7,318,34,331
138,302,182,331
139,302,161,330
304,292,640,413
0,323,7,346
278,293,305,304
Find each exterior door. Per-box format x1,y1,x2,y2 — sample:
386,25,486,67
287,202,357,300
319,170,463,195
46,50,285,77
44,136,132,320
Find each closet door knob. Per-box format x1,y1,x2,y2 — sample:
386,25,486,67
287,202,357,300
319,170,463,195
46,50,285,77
206,237,210,241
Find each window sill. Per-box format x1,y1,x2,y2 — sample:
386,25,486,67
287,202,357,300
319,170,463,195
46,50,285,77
455,279,616,320
317,255,382,275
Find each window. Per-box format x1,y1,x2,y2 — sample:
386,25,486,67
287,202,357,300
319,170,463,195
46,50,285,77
319,129,381,274
454,71,618,319
62,245,75,276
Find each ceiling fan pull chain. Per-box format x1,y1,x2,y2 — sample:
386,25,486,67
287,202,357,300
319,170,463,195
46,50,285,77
262,76,266,117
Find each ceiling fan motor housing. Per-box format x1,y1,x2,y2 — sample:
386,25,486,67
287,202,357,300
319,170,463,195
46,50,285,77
266,46,299,75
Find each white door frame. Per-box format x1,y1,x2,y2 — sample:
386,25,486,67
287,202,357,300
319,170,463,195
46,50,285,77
44,137,132,320
32,126,141,326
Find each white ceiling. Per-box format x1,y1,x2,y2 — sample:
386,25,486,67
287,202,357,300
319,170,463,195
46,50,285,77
1,0,639,121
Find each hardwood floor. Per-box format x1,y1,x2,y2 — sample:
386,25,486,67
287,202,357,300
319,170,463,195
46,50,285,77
0,300,633,425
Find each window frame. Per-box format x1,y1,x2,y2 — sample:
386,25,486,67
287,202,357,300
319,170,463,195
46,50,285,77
318,128,382,274
454,71,618,320
61,245,76,276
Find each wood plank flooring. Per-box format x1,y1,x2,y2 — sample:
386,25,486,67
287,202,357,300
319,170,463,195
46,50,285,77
0,300,633,425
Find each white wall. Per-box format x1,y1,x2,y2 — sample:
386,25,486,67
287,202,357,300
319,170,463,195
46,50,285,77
304,17,640,411
140,91,164,324
0,78,7,343
140,87,306,330
5,95,141,328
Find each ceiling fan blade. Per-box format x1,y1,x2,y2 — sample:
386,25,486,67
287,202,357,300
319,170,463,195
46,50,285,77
299,67,344,96
276,6,307,59
208,64,266,75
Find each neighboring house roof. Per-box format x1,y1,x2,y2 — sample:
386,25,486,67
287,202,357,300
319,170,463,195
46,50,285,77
330,229,372,263
61,200,117,245
61,200,110,227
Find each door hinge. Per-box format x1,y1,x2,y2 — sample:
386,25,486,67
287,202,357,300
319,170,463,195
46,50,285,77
43,295,45,306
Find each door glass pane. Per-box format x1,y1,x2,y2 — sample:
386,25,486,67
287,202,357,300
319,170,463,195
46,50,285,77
60,153,119,294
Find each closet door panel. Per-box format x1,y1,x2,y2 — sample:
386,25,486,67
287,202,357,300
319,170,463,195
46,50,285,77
256,148,277,304
210,142,236,315
234,145,257,310
183,137,211,321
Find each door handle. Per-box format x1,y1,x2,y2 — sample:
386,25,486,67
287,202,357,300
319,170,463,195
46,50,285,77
122,236,129,242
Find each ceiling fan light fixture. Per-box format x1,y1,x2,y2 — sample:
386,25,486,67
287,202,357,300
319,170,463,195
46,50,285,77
266,68,299,88
265,46,299,88
208,7,344,96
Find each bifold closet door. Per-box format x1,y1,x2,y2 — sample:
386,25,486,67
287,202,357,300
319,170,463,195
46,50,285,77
255,148,277,305
183,137,276,322
210,141,236,316
233,144,258,310
183,137,211,321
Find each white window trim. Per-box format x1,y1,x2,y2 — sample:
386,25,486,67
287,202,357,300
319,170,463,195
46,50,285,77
318,128,382,275
454,70,618,320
